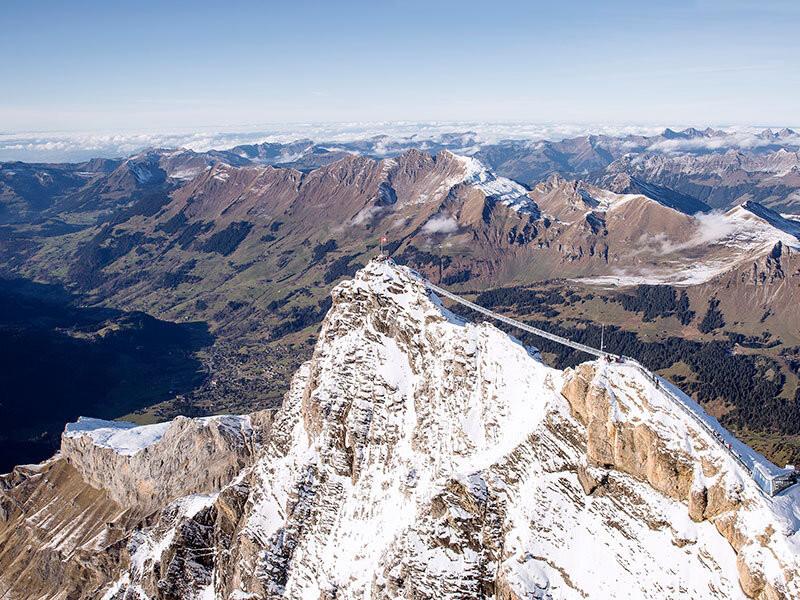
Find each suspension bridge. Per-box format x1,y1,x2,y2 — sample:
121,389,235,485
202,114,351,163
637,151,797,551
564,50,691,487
414,272,797,497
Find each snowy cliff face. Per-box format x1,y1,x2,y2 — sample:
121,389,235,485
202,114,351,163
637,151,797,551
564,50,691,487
4,260,799,599
61,414,261,514
96,260,799,599
562,364,800,599
0,413,268,600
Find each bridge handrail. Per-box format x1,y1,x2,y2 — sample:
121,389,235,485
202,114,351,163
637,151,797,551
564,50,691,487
622,358,754,478
418,274,793,496
426,282,611,359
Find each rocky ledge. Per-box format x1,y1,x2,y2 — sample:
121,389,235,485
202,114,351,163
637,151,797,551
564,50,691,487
60,413,269,514
562,362,800,599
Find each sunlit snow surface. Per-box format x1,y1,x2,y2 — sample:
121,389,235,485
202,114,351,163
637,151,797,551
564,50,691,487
579,201,800,286
64,415,250,456
229,261,799,598
454,153,538,214
64,418,170,456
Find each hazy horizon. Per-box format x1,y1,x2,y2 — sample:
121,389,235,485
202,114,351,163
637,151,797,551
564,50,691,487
3,121,800,163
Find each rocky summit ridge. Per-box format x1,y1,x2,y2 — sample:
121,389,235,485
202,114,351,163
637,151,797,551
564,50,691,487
1,260,799,599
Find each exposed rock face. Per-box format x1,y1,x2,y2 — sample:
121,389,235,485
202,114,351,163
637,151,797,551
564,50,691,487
0,459,138,600
61,414,260,514
15,145,800,342
0,412,268,600
561,362,800,599
3,261,799,599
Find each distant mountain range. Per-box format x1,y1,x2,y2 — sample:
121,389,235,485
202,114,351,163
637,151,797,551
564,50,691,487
3,127,799,364
2,127,799,228
3,130,799,337
2,127,800,471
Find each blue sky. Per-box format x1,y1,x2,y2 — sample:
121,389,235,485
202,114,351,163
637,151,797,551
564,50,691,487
1,0,798,133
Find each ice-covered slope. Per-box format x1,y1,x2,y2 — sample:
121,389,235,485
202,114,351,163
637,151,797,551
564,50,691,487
725,201,800,247
94,260,799,599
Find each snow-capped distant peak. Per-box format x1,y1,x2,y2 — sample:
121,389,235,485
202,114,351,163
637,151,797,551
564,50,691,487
452,153,538,214
734,201,800,241
712,201,800,256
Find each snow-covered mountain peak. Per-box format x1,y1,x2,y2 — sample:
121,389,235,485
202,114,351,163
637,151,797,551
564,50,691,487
5,261,800,599
717,201,800,252
448,152,538,214
103,259,798,598
222,261,799,598
305,258,561,476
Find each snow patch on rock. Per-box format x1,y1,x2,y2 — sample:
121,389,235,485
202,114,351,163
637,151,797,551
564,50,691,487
452,153,539,214
65,417,171,456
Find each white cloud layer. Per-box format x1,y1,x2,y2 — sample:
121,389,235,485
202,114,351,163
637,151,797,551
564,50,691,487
1,122,798,163
0,122,667,162
646,129,800,154
421,214,459,234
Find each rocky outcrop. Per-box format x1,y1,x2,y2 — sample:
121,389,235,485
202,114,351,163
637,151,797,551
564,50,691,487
0,459,138,600
561,362,800,599
562,364,698,501
0,411,271,600
61,413,261,514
